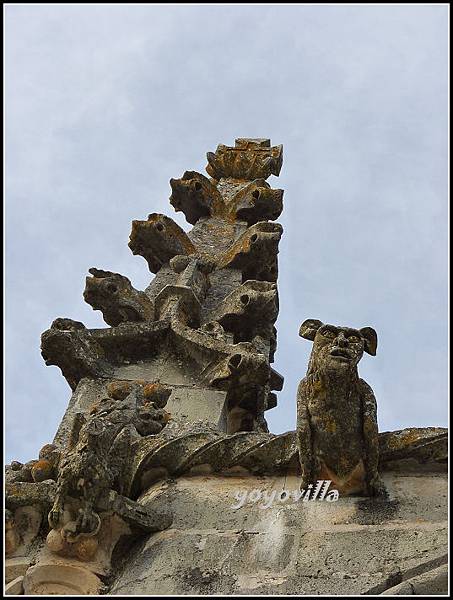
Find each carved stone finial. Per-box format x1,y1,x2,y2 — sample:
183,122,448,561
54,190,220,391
206,138,283,180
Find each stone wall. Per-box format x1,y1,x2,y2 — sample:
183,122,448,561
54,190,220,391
110,470,447,595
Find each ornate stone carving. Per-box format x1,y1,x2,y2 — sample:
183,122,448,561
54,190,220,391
83,268,154,326
218,222,283,281
296,319,385,496
169,171,224,224
212,280,278,352
227,179,283,224
41,317,117,389
127,426,447,497
129,213,196,273
47,382,171,549
206,138,283,180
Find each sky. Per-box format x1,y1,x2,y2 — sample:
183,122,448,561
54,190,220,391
5,4,448,463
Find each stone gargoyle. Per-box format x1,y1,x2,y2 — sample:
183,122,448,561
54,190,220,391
47,381,172,558
296,319,386,497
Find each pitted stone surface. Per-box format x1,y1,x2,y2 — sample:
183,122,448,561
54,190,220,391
110,471,447,595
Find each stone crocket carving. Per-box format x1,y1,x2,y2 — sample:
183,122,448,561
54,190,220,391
83,268,154,326
296,319,385,496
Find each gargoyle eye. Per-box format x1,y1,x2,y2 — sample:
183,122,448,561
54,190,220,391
322,330,335,338
107,284,117,293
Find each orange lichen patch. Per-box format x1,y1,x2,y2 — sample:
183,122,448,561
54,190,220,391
218,233,252,267
318,460,366,496
143,382,164,399
106,381,134,400
89,401,101,415
5,519,19,555
162,411,172,424
31,460,54,482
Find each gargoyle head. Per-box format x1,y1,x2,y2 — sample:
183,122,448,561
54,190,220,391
299,319,377,376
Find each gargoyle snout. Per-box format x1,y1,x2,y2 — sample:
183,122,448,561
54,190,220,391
337,332,348,347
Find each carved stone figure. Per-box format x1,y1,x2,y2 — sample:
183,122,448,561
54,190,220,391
296,319,385,496
48,382,171,544
83,268,155,326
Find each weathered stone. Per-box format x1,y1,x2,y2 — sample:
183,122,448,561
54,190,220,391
5,575,24,595
41,323,113,390
381,563,448,595
129,213,196,273
227,179,284,224
47,383,171,547
206,138,283,180
218,221,283,282
4,505,43,559
169,171,224,224
23,564,103,595
84,268,154,326
379,426,448,471
297,319,384,497
109,471,447,595
212,280,278,351
5,557,31,584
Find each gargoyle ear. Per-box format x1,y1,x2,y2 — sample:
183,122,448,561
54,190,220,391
89,267,112,279
360,327,378,356
299,319,324,341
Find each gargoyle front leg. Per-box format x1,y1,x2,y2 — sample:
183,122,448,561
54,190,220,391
361,384,386,497
296,383,315,490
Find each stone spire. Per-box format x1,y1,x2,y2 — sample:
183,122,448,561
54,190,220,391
4,139,285,592
41,138,285,435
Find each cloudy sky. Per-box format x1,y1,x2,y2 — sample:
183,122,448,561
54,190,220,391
5,4,448,462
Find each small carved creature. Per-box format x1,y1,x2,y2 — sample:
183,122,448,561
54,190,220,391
83,268,154,326
297,319,385,497
48,383,170,541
